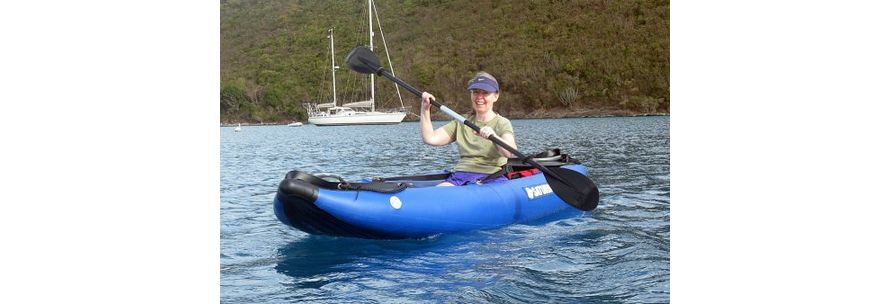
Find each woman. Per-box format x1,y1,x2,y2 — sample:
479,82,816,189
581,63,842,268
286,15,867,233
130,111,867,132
420,71,517,186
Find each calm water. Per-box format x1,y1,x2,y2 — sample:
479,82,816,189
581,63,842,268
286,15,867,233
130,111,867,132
220,116,670,303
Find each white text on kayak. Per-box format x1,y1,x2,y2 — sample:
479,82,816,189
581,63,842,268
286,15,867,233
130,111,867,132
525,184,553,200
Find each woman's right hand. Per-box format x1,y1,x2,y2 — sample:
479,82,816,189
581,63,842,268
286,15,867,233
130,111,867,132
421,92,435,112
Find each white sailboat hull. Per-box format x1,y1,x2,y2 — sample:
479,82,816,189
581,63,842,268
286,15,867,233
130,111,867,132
309,111,406,126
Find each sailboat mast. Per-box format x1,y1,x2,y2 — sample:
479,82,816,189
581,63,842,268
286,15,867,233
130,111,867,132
368,0,375,112
329,28,337,107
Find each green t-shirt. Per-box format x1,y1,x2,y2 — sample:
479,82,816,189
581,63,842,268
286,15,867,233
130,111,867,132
441,114,514,174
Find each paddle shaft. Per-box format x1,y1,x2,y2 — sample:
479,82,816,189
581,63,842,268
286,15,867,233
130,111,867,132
373,69,572,185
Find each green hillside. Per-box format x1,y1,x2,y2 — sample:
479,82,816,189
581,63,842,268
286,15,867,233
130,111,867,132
221,0,669,123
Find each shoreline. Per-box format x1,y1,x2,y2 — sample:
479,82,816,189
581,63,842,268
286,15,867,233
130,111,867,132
221,110,668,127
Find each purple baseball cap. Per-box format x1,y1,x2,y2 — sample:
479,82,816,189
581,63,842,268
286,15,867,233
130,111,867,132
467,75,499,92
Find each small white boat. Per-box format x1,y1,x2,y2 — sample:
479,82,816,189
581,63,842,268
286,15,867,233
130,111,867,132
288,122,303,127
234,123,242,132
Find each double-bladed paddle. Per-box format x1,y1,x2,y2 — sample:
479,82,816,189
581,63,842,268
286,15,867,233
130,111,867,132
345,47,599,211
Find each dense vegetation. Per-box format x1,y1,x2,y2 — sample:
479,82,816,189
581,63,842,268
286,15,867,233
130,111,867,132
221,0,669,123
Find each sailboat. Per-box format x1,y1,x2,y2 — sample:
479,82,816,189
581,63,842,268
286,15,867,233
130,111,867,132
304,0,406,126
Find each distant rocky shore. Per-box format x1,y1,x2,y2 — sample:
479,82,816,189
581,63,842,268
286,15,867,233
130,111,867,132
220,107,668,126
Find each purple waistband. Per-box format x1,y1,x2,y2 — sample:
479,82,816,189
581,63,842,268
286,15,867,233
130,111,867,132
444,171,508,186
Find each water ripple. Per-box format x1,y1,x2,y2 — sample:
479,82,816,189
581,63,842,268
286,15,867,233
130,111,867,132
221,117,670,303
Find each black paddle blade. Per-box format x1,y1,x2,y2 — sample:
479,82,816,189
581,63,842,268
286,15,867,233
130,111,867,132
544,167,600,211
345,47,382,75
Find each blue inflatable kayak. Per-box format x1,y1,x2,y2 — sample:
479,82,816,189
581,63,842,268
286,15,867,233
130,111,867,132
273,152,595,239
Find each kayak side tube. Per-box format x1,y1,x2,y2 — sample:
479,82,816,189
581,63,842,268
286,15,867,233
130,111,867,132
273,163,589,239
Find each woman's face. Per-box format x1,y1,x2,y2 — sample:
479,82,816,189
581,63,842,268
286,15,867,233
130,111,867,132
470,89,498,113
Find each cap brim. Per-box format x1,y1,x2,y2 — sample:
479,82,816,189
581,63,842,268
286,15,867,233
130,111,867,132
467,83,498,92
